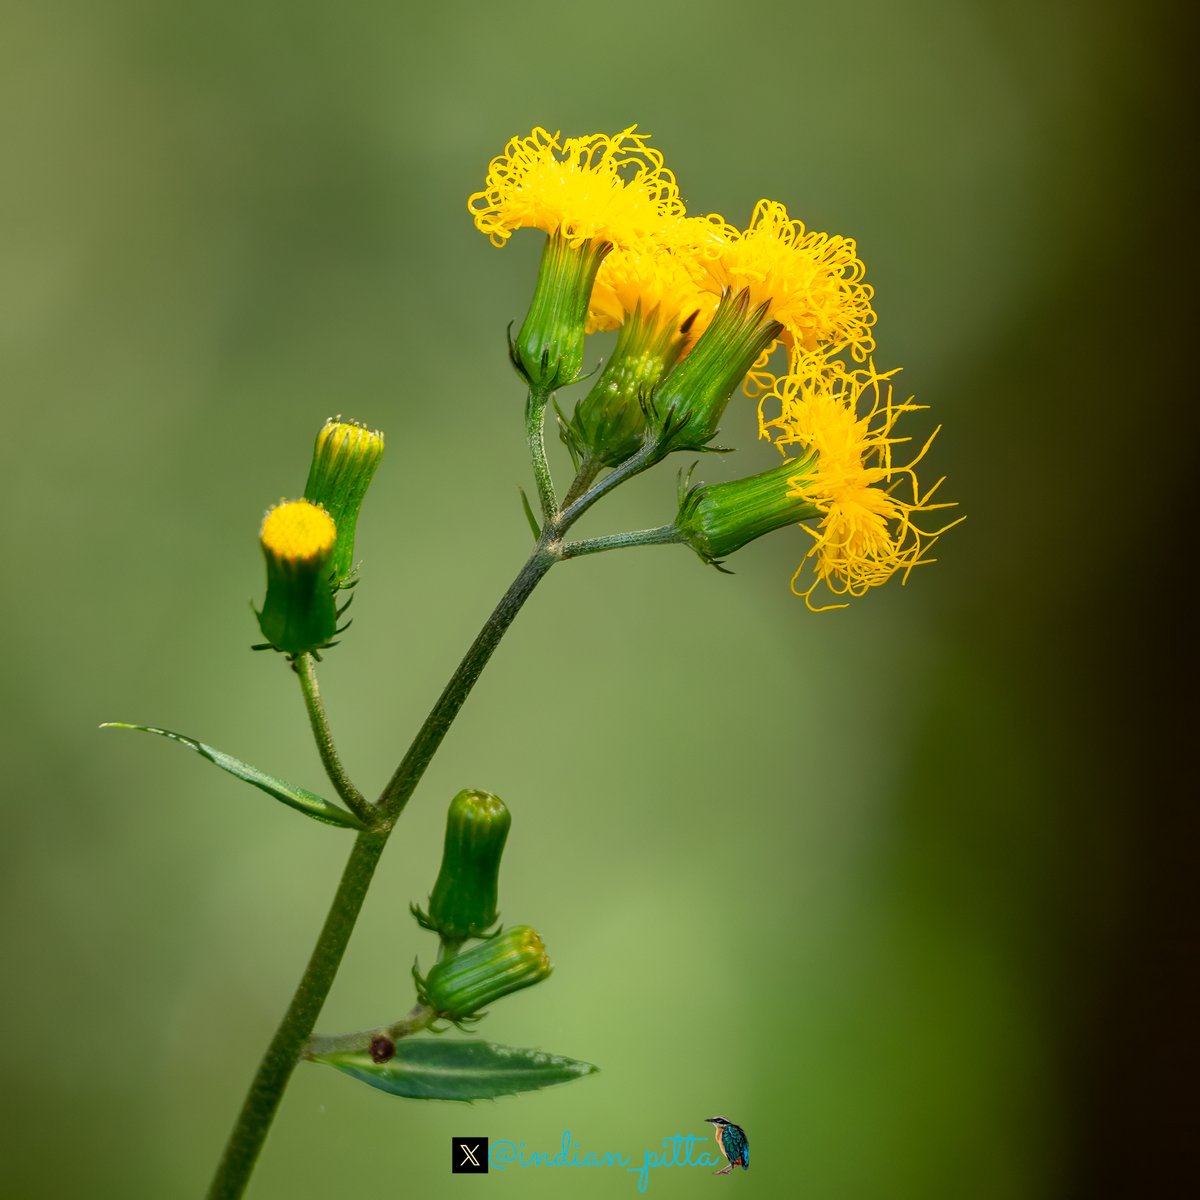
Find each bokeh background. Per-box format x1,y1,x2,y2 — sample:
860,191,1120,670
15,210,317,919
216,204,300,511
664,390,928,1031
2,1,1192,1197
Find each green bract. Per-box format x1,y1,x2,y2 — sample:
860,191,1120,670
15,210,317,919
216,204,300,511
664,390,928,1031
511,232,610,392
647,288,781,456
563,303,691,469
677,451,823,565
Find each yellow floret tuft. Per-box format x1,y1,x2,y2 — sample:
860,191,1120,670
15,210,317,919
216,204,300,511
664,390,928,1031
764,360,960,610
704,200,877,364
261,500,337,563
468,126,685,250
586,243,718,338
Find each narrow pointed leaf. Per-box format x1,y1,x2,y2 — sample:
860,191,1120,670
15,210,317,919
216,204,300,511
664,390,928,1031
100,723,365,830
312,1038,597,1101
518,487,541,540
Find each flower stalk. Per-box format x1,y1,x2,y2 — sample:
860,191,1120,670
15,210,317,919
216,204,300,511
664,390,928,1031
293,653,374,828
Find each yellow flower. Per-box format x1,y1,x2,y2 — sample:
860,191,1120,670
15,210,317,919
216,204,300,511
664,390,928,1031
586,216,724,340
468,126,685,250
470,126,687,392
587,243,718,337
260,500,336,563
256,500,340,654
764,360,960,610
704,200,877,365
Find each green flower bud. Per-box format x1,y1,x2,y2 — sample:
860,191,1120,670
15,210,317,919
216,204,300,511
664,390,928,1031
647,288,781,457
676,453,823,565
563,304,694,469
417,789,512,941
255,500,339,655
303,418,384,587
418,925,551,1020
511,233,610,392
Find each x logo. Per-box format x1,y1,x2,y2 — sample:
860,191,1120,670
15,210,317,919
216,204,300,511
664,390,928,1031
451,1137,489,1173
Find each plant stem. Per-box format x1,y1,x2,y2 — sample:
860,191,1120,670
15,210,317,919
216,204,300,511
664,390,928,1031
294,653,375,827
560,457,603,510
558,441,658,530
525,388,557,522
375,544,556,822
562,525,684,559
207,828,386,1199
207,543,557,1199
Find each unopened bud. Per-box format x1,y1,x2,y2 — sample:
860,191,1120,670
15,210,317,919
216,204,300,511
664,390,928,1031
303,418,384,586
416,789,512,941
418,925,551,1020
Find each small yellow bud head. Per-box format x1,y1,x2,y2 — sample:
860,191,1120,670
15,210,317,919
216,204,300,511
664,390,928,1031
303,418,384,586
256,500,339,655
261,500,337,561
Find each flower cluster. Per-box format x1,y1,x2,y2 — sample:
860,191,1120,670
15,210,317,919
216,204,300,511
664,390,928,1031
470,126,957,607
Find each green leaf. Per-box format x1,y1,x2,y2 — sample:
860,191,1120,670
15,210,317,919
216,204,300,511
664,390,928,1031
312,1038,597,1101
100,723,365,830
518,487,541,541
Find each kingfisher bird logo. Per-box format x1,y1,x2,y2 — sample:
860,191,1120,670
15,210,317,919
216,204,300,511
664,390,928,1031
704,1116,749,1175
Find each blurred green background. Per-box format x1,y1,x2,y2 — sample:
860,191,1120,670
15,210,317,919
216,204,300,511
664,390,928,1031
2,1,1191,1197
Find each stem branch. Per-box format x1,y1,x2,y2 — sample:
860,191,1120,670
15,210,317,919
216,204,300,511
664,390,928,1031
562,525,683,559
294,654,374,827
558,441,658,532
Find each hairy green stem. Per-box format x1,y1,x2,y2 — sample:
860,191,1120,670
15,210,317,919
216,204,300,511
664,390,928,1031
294,653,374,827
560,457,603,510
562,525,684,559
525,388,557,522
558,441,658,529
207,544,556,1199
207,828,386,1198
376,545,556,821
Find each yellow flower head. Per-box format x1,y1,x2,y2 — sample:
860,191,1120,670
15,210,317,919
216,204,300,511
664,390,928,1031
260,500,336,564
468,126,685,251
257,500,339,655
764,360,959,610
704,200,877,364
587,243,718,338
